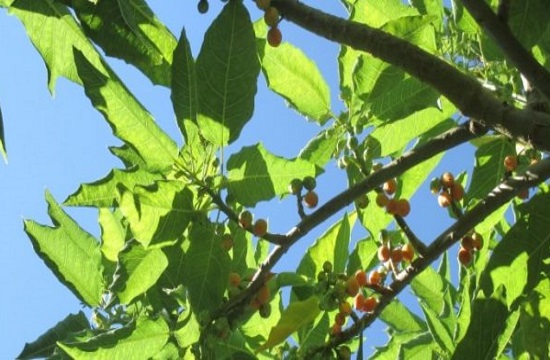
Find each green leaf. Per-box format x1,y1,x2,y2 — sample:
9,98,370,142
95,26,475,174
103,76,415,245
517,277,550,359
507,0,550,49
370,331,424,359
299,127,344,168
119,180,195,247
17,312,89,360
299,312,330,350
227,143,317,207
242,293,283,344
0,103,6,163
346,237,379,274
260,42,331,124
466,137,514,205
257,296,321,352
195,0,260,145
351,0,419,28
171,28,198,138
480,192,550,308
399,332,440,359
420,301,454,354
110,241,168,305
174,308,201,349
58,316,169,360
24,191,104,306
73,50,177,172
7,0,104,93
64,166,162,208
98,208,127,279
182,222,231,314
72,0,176,87
379,300,426,333
455,267,472,343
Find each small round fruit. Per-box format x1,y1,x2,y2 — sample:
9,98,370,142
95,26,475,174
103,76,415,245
337,346,352,360
221,234,234,251
517,188,529,200
504,155,518,172
363,296,378,312
354,269,368,287
391,247,403,263
471,232,484,250
441,172,455,188
334,312,346,326
401,243,415,262
256,284,270,305
430,177,442,194
383,178,397,195
323,261,333,273
354,293,367,311
197,0,209,13
355,195,369,209
238,210,253,229
450,183,465,201
386,199,399,215
458,247,473,266
255,0,270,10
377,244,391,262
264,7,279,27
331,323,342,336
396,198,411,217
376,192,389,208
346,276,360,297
267,26,282,47
259,303,272,318
228,272,241,287
253,218,268,237
460,235,475,251
303,190,319,208
438,190,452,208
288,178,303,195
338,301,352,316
368,270,382,286
303,176,317,191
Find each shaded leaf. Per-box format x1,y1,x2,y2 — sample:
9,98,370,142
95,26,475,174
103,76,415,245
24,191,104,306
299,127,344,168
379,300,426,333
174,309,201,349
346,237,379,275
420,301,454,354
227,143,317,207
370,331,424,359
517,277,550,359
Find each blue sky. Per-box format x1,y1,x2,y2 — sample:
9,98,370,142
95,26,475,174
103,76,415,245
0,1,475,358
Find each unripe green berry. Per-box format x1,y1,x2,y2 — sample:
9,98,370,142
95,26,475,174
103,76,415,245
303,176,316,191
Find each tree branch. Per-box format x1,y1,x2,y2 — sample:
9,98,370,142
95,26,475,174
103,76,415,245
308,157,550,354
459,0,550,101
272,0,550,152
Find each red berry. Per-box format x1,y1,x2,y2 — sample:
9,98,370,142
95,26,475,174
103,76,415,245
396,198,411,217
401,243,415,262
391,247,403,263
346,276,360,297
376,192,389,207
441,172,455,188
303,190,319,208
354,269,368,287
438,190,452,207
267,26,282,47
383,178,397,195
504,155,518,172
461,236,475,251
377,244,391,262
386,199,399,215
458,247,473,266
450,183,464,201
363,296,378,312
253,218,268,237
354,293,366,311
368,270,382,286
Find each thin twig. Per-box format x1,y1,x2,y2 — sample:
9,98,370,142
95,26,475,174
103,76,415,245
394,215,427,256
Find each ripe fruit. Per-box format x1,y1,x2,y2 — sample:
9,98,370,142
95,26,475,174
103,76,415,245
339,301,352,316
383,178,397,195
303,176,317,191
238,210,253,229
264,7,280,27
386,199,399,215
363,296,378,312
377,244,391,262
376,192,389,207
458,247,473,266
441,172,455,188
334,312,346,326
253,218,268,237
517,188,529,200
256,284,270,305
197,0,209,13
354,269,368,287
368,270,382,286
396,198,411,217
438,190,452,208
331,323,342,336
221,234,234,251
267,26,282,47
255,0,270,10
288,178,303,195
228,272,241,287
303,190,319,208
504,155,518,172
346,276,360,297
450,183,465,201
401,243,415,262
391,247,403,263
354,293,367,311
461,235,475,251
471,232,484,250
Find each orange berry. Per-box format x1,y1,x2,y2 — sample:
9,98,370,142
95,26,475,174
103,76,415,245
377,244,391,262
383,178,397,195
401,243,414,262
267,26,282,48
461,235,475,251
391,247,403,263
221,234,234,251
450,183,465,201
334,312,346,326
264,7,279,27
504,155,518,172
441,172,455,188
386,199,399,215
354,293,367,311
303,190,319,208
471,232,484,250
346,276,360,297
517,188,529,200
339,301,352,316
438,190,452,207
458,247,473,266
256,284,270,305
331,323,342,336
363,296,378,312
396,198,411,217
376,192,389,207
228,272,241,287
354,269,368,287
253,218,268,237
368,270,382,286
238,210,253,229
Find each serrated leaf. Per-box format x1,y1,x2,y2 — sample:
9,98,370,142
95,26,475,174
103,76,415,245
119,180,195,247
7,0,104,93
98,208,127,279
64,167,161,207
227,143,317,207
171,28,197,138
466,137,514,205
182,222,231,314
420,301,454,354
518,277,550,359
257,296,321,352
370,331,424,359
346,237,379,274
299,128,344,168
17,312,89,360
195,0,260,145
110,241,168,304
399,332,439,359
58,316,169,360
379,300,426,333
260,42,331,123
72,0,176,86
480,192,550,308
73,50,177,172
24,191,104,306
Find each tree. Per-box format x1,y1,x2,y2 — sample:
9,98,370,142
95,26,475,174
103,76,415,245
3,0,550,358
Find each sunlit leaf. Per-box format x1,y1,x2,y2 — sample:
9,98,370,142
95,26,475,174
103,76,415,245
0,103,6,163
379,300,426,333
